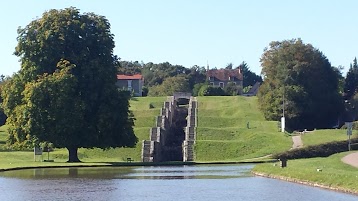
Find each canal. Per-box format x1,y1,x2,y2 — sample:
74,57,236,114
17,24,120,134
0,164,356,201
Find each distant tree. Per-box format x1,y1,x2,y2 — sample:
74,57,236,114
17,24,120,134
142,62,188,87
258,39,343,130
0,75,8,125
225,63,233,69
344,57,358,99
1,7,137,161
116,60,142,75
148,75,190,96
198,85,225,96
236,61,262,88
224,82,242,96
192,82,207,96
186,65,206,90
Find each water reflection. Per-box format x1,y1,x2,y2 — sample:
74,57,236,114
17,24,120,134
0,164,357,201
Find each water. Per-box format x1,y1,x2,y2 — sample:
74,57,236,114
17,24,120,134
0,164,356,201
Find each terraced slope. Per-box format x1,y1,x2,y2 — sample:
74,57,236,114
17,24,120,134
195,96,292,161
109,97,166,161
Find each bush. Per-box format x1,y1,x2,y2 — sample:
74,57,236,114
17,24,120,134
198,85,225,96
273,137,358,159
224,82,242,96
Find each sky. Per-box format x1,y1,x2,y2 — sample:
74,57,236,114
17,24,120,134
1,0,358,76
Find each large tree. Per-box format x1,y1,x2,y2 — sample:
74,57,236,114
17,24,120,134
1,7,137,162
258,39,343,130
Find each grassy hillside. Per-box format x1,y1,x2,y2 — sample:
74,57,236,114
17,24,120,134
195,96,292,161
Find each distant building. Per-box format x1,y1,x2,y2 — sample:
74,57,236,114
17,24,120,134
206,68,243,88
116,74,144,96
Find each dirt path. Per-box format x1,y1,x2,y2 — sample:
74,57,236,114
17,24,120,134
341,152,358,168
292,135,303,149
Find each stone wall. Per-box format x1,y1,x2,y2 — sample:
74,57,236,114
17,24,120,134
142,95,198,162
141,97,176,162
183,97,197,162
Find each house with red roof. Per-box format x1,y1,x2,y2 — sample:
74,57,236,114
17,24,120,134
206,68,243,89
116,74,144,96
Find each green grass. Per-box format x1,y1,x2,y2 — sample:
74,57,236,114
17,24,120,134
195,96,292,161
253,152,358,192
301,129,358,146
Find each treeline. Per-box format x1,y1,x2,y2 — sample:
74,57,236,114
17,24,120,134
116,60,262,96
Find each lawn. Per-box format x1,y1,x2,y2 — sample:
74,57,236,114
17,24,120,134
253,152,358,193
195,96,292,161
301,129,358,146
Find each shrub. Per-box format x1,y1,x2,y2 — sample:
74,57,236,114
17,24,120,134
198,85,225,96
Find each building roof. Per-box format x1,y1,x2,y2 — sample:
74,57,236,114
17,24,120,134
117,74,143,80
206,69,243,81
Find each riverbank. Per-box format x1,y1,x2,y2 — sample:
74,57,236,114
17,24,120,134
252,172,358,196
252,152,358,195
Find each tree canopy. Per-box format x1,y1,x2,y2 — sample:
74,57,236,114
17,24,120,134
344,57,358,99
237,61,262,88
1,7,137,162
258,39,343,130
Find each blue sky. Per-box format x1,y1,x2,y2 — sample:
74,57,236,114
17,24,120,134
1,0,357,76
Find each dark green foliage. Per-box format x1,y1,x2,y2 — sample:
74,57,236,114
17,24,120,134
142,62,189,87
224,82,242,95
192,83,207,96
142,86,149,96
0,77,7,126
198,85,226,96
273,138,358,159
237,61,262,88
344,57,358,99
148,75,190,96
258,39,344,130
116,60,142,75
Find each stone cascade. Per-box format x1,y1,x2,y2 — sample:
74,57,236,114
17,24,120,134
183,97,197,162
141,98,175,162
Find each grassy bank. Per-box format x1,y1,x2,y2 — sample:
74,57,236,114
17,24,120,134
301,129,358,146
252,152,358,193
195,96,292,161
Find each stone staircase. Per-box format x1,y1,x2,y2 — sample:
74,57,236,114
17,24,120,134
183,97,197,162
141,95,198,162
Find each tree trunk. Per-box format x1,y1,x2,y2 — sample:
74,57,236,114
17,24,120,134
67,147,81,162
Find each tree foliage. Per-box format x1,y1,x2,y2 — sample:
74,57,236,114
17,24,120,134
258,39,343,130
148,75,190,96
237,61,262,88
198,85,226,96
344,57,358,99
0,75,8,126
1,7,137,161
